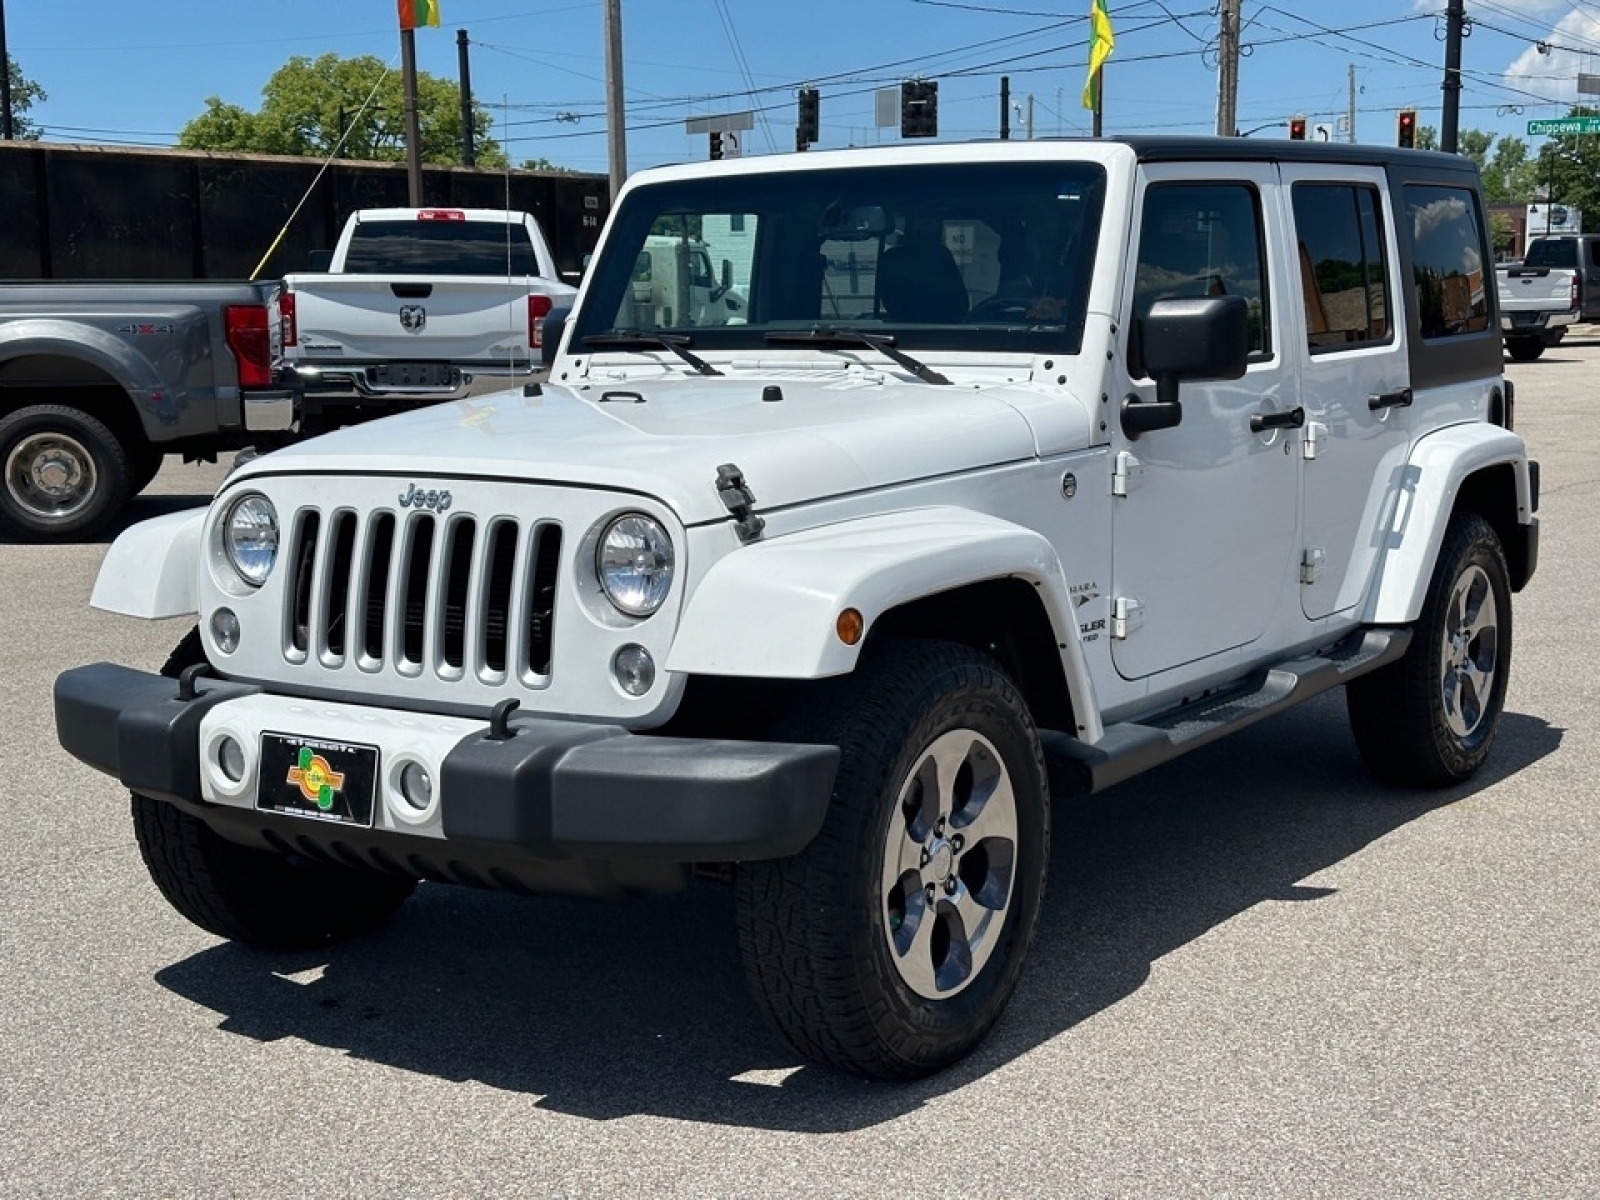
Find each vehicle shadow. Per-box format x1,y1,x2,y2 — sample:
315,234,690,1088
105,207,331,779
154,698,1561,1131
0,493,214,548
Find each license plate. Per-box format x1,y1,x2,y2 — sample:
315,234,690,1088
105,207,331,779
256,732,379,827
370,362,460,389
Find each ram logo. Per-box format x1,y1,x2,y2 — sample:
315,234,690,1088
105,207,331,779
399,305,427,333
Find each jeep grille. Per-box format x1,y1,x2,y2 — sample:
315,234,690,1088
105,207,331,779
282,507,561,683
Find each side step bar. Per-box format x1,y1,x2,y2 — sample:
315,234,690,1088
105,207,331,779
1043,628,1411,796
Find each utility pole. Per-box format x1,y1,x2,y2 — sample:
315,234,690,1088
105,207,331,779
1026,93,1035,140
999,76,1010,139
603,0,627,198
457,29,475,167
1,0,14,141
1348,63,1357,144
400,25,424,204
1216,0,1240,136
1440,0,1464,153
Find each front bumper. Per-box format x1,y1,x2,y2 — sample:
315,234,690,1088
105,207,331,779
55,663,838,893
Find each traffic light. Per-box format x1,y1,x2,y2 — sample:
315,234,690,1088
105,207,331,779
1397,108,1417,148
900,80,938,139
797,87,820,148
710,131,724,161
1288,115,1307,141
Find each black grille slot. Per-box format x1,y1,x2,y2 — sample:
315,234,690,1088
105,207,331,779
402,516,435,665
289,511,320,655
441,519,477,670
324,512,357,660
527,524,562,676
363,513,396,662
483,521,518,674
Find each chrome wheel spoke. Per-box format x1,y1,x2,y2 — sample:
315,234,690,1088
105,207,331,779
880,728,1019,1000
1439,564,1499,740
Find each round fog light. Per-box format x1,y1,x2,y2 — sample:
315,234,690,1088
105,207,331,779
612,644,656,696
398,761,433,812
211,608,241,654
217,735,246,783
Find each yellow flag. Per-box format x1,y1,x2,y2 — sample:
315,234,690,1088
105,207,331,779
1082,0,1115,110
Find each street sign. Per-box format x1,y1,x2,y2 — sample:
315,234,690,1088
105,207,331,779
1528,116,1600,136
685,111,755,135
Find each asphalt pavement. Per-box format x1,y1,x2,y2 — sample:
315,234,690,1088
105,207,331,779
1,339,1596,1198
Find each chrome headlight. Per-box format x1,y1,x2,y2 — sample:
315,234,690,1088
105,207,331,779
596,513,674,616
223,493,279,587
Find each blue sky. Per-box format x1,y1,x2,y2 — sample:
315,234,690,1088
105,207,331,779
7,1,1599,176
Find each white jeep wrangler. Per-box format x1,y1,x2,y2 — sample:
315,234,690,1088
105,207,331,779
57,138,1538,1080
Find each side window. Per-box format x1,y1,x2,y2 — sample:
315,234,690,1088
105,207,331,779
1133,182,1269,365
1291,183,1391,352
1589,238,1600,268
1404,184,1490,339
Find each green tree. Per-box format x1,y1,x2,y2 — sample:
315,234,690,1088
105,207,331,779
1483,136,1533,205
4,55,47,140
520,157,580,174
179,53,505,167
1532,106,1600,233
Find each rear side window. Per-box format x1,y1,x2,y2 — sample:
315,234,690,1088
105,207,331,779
1291,183,1391,352
342,220,540,276
1404,185,1490,339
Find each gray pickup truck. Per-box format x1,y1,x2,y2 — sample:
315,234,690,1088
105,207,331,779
0,282,296,541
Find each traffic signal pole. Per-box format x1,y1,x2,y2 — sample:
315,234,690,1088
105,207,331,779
1440,0,1464,153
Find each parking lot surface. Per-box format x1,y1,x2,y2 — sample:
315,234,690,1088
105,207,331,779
2,339,1596,1198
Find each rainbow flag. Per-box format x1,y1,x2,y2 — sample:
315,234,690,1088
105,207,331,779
398,0,441,30
1082,0,1114,110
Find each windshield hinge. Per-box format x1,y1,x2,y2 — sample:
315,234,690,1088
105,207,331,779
715,463,766,543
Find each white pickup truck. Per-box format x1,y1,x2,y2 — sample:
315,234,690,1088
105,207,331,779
272,208,578,429
1496,258,1578,361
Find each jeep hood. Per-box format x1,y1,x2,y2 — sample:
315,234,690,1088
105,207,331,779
243,372,1075,525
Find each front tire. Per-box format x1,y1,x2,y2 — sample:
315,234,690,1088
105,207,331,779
132,629,417,951
0,403,132,541
1347,511,1512,786
736,640,1049,1079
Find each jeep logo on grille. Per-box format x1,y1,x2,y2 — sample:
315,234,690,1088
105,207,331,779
399,304,427,333
399,483,452,512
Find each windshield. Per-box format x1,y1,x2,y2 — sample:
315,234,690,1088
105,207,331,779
572,161,1106,354
342,220,541,276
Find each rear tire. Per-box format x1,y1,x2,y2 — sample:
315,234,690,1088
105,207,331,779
131,628,417,951
1505,338,1545,362
0,403,132,541
1346,511,1512,786
736,639,1049,1079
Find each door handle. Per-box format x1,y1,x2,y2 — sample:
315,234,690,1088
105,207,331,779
1368,386,1413,411
1249,406,1305,433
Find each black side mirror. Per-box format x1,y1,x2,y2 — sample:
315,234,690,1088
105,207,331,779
1123,294,1249,438
308,249,333,273
541,307,571,368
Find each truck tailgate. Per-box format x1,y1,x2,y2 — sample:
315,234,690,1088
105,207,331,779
285,274,536,363
1497,266,1576,310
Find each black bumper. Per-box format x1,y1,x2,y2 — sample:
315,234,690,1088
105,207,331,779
55,663,839,868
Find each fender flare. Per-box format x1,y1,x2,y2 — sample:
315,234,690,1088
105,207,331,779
90,508,206,619
0,320,169,436
1364,424,1535,625
667,506,1104,742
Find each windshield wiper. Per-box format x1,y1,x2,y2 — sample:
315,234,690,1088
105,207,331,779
581,331,722,377
763,326,951,385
